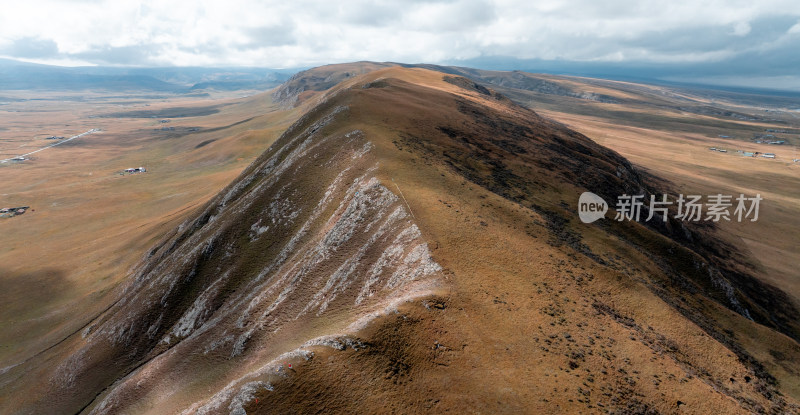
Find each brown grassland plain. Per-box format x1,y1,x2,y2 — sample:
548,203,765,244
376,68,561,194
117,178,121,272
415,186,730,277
0,89,303,372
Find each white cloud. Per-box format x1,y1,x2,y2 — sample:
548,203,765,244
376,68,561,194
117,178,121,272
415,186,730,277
0,0,798,68
733,21,752,36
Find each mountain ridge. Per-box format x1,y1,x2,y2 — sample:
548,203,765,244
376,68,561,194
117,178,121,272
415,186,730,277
2,65,799,414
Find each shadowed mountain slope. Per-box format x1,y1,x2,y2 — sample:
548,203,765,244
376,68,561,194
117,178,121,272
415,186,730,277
3,66,800,414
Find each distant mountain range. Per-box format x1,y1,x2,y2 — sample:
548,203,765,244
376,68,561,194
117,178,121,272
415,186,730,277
0,58,296,92
4,57,800,99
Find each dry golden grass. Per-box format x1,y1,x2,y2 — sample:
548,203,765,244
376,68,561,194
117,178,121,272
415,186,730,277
2,65,799,414
244,68,799,413
536,105,800,308
0,89,302,368
529,87,800,401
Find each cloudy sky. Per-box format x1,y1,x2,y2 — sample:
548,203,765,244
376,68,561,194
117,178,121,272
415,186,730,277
1,0,799,89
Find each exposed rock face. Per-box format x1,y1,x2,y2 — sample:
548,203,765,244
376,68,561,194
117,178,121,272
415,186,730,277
40,101,441,415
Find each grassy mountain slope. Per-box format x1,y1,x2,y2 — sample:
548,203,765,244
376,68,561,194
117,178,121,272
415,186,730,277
3,66,799,414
